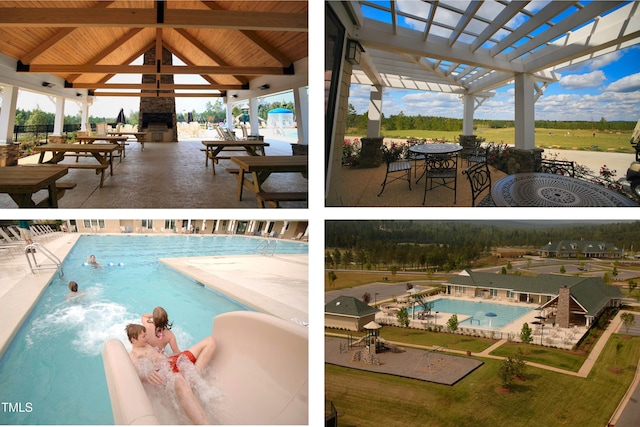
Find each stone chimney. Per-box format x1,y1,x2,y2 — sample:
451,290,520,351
138,46,177,142
556,286,571,328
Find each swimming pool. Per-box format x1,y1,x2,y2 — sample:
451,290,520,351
412,298,533,329
0,234,307,424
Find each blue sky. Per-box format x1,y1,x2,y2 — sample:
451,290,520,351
348,1,640,122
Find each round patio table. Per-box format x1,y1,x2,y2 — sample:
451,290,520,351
491,172,638,207
409,143,463,156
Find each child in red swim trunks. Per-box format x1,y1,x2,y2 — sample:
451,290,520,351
126,324,217,424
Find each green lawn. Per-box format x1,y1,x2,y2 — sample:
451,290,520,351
490,341,586,372
352,127,635,153
325,270,448,291
326,334,640,427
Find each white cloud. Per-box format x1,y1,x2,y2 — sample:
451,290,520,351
588,51,623,70
605,72,640,93
558,71,606,90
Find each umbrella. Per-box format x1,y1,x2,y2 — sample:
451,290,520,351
116,108,126,125
485,312,497,328
188,112,194,122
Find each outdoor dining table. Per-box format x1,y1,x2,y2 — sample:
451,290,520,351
34,143,119,188
491,172,638,207
201,140,270,175
0,164,69,207
230,155,308,207
76,135,129,160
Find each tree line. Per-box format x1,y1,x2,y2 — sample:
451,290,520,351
345,105,637,133
325,221,640,272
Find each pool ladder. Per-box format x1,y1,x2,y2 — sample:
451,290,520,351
25,243,64,278
254,239,277,256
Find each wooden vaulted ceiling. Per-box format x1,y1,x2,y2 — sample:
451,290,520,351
0,0,308,97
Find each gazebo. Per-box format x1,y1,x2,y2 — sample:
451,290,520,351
325,1,640,205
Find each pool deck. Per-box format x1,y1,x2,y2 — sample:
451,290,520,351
0,232,308,359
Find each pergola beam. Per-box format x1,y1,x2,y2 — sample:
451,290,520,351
0,8,308,32
92,92,224,98
71,83,245,90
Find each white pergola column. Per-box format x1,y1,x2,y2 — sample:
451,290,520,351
293,86,308,145
53,96,65,135
248,97,260,136
0,84,18,143
514,73,536,150
462,94,475,135
366,85,383,137
280,221,289,236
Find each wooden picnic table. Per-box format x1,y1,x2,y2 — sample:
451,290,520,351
34,143,119,188
201,140,270,175
0,164,71,208
76,135,129,160
230,155,308,207
107,131,147,151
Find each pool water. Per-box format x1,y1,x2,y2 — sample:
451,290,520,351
0,234,307,424
413,298,533,329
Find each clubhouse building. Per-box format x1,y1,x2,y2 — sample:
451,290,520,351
539,240,623,259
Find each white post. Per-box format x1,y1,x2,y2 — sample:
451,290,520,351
366,85,383,137
514,73,536,150
293,86,308,145
0,84,19,144
249,97,260,136
53,96,65,135
462,94,475,135
81,100,90,131
225,97,235,131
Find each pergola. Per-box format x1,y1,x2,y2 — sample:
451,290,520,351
0,1,308,146
325,1,640,204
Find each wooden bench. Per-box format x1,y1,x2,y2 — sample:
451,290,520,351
255,191,308,208
34,181,77,207
67,163,110,186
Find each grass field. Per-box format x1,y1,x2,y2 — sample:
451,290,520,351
325,270,449,292
326,334,640,427
349,127,636,153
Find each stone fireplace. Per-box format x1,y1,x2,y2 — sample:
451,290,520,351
139,46,177,142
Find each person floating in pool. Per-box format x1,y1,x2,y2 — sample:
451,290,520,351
142,306,179,354
86,255,100,267
125,324,217,425
66,281,84,299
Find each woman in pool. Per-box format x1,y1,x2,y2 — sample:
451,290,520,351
86,255,100,266
65,281,84,299
142,306,179,354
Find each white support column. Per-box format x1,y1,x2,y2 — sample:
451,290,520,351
293,86,308,145
81,100,90,131
53,96,65,135
0,84,18,144
248,97,260,136
462,94,475,135
366,85,383,137
225,97,235,131
280,221,289,237
514,73,536,150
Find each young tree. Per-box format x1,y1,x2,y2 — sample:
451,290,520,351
507,260,512,270
560,265,566,274
615,341,624,367
391,265,398,276
362,292,371,304
396,307,410,327
501,267,507,275
621,312,636,334
327,271,337,289
520,323,533,344
513,348,527,379
498,357,514,389
447,314,459,333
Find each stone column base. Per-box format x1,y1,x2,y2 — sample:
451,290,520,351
359,137,383,168
0,144,19,167
507,147,544,174
291,143,308,156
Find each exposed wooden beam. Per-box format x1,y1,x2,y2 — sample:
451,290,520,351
92,91,224,98
0,8,307,31
72,83,245,90
21,64,291,75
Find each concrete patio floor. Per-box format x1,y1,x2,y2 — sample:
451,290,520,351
0,136,308,208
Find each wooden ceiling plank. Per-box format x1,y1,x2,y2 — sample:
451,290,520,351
0,8,307,31
20,28,76,64
93,92,224,98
